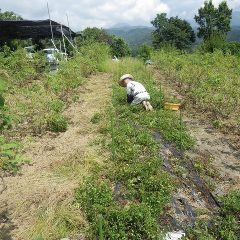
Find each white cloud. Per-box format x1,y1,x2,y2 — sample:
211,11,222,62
0,0,169,30
0,0,239,31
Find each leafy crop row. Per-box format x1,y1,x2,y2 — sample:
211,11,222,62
152,48,240,133
75,58,194,239
0,42,110,173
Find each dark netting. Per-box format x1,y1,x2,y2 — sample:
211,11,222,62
0,19,76,40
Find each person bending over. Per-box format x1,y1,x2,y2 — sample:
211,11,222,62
119,74,153,111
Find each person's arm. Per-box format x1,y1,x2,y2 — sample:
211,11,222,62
126,83,134,103
127,94,134,103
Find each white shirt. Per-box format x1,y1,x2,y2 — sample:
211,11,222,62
126,81,150,104
127,81,147,96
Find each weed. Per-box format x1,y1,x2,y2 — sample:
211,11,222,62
90,112,102,124
0,136,26,173
212,119,223,129
27,200,86,240
75,58,179,239
47,99,65,113
75,177,161,239
72,95,80,102
47,113,68,133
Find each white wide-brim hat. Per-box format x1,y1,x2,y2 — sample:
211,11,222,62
119,74,134,86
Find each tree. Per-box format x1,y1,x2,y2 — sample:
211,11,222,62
151,13,195,50
0,9,22,20
76,27,113,47
194,0,232,40
110,36,131,57
0,10,24,51
138,44,151,61
76,27,131,57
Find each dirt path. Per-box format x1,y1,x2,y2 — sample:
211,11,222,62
0,73,112,240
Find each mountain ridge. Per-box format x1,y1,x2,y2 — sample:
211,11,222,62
106,11,240,53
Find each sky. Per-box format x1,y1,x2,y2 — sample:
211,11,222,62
0,0,239,31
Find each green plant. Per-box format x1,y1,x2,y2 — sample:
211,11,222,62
0,70,12,131
0,42,110,174
151,13,195,50
139,44,152,61
194,0,232,42
75,177,161,239
0,136,25,173
90,112,102,124
152,48,240,134
47,99,65,113
47,113,68,132
74,58,181,239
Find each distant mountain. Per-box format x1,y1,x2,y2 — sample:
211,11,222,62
227,26,240,41
106,11,240,54
231,11,240,26
106,26,153,54
111,23,132,29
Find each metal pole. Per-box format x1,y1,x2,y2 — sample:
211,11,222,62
47,2,54,41
66,13,73,42
60,23,67,61
50,39,58,51
59,40,62,53
63,32,78,51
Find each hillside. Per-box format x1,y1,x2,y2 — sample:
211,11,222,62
227,26,240,41
107,11,240,52
106,26,153,54
107,25,240,52
231,11,240,26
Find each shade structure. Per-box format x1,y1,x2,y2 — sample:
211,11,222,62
0,19,76,40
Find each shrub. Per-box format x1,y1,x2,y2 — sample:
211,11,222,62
90,112,102,124
75,178,160,239
0,49,45,86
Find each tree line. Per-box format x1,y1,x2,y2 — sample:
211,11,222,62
0,1,239,57
151,0,240,55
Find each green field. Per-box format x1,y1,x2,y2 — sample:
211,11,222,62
1,43,240,239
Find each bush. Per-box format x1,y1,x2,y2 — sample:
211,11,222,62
74,58,179,239
0,70,11,131
222,41,240,57
47,99,65,113
90,112,102,124
0,48,45,86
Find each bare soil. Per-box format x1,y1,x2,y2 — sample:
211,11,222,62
0,73,112,240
